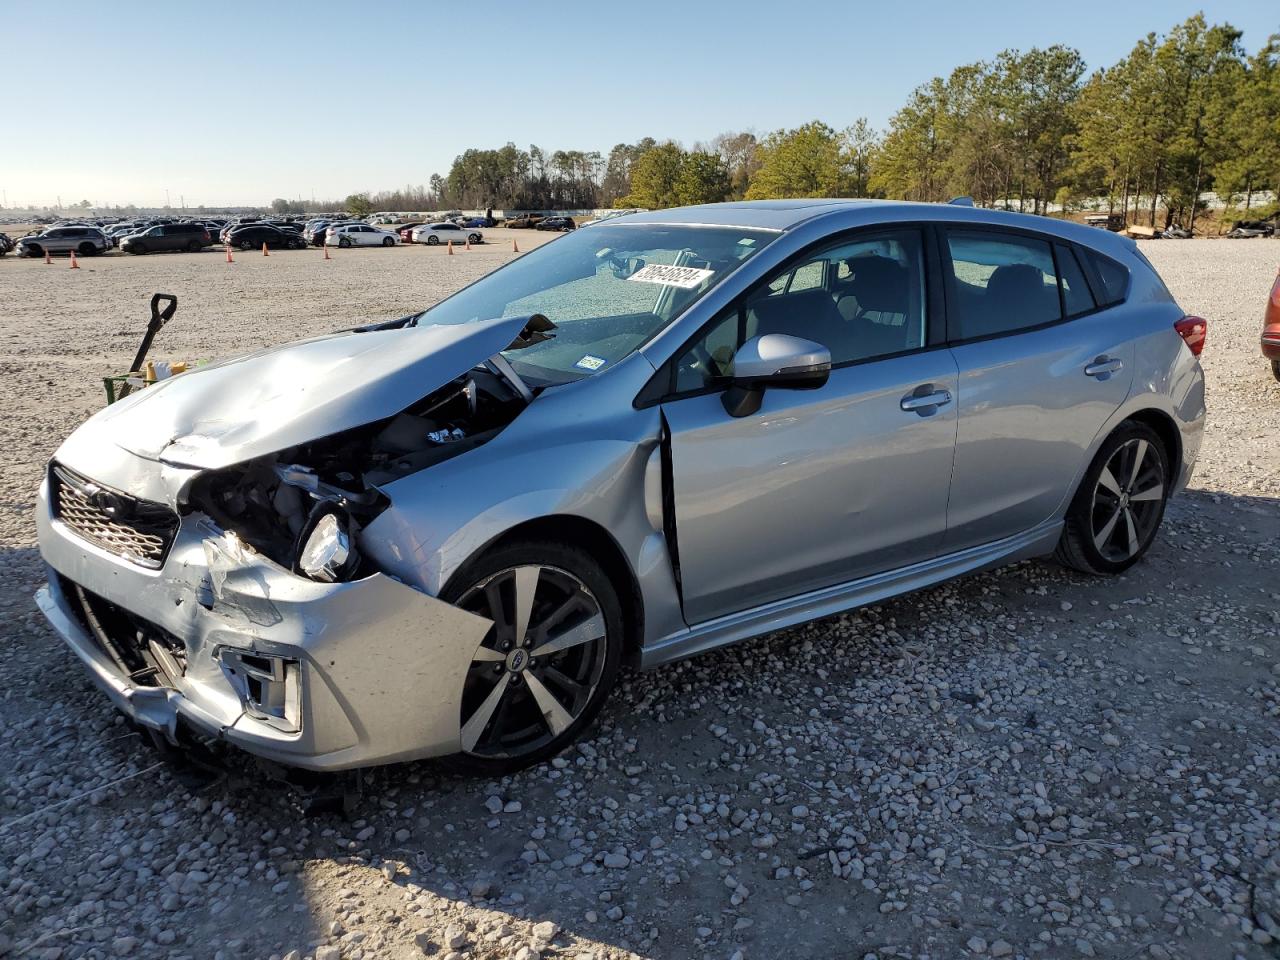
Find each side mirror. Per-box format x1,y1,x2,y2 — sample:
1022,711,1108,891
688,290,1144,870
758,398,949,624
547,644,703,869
722,334,831,417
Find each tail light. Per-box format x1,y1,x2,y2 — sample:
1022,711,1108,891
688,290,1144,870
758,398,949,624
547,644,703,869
1174,315,1207,356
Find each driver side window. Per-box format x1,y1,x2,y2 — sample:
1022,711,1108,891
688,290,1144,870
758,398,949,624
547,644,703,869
670,229,927,395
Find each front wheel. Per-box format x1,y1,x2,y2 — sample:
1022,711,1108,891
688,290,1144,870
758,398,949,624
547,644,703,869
78,242,96,257
1055,421,1169,575
468,233,482,244
1272,359,1280,383
382,236,395,247
338,236,351,248
441,540,623,775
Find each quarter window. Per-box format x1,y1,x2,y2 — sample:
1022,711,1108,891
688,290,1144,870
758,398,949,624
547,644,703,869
946,231,1061,339
1088,251,1129,306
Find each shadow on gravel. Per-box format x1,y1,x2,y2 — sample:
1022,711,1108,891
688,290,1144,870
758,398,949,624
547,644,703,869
4,487,1277,959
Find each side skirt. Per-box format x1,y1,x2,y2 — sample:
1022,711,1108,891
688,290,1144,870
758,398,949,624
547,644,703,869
639,519,1063,669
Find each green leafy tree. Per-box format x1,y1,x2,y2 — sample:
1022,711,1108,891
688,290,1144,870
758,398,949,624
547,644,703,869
676,151,731,205
618,142,687,208
746,121,846,199
344,193,373,218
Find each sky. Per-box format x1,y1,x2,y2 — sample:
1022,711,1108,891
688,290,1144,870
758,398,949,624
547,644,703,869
2,1,1277,209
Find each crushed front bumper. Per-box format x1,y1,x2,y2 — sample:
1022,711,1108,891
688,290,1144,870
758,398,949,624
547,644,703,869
35,477,492,771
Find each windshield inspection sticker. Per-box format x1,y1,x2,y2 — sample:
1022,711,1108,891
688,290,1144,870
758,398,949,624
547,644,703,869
575,354,607,371
627,263,715,289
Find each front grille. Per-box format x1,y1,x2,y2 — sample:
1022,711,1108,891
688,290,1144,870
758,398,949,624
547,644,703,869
57,573,187,686
50,462,179,569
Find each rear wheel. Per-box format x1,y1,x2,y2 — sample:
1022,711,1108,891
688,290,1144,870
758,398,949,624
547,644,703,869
78,242,95,257
1055,421,1169,575
441,540,622,775
1272,359,1280,383
338,236,351,248
382,236,395,247
426,234,439,246
187,240,201,252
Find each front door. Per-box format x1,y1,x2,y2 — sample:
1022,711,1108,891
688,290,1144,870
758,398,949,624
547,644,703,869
659,228,959,624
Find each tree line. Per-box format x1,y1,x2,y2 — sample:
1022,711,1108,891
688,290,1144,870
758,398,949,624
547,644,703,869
336,14,1277,227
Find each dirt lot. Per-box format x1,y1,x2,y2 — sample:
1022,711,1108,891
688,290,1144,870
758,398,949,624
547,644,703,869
0,238,1277,960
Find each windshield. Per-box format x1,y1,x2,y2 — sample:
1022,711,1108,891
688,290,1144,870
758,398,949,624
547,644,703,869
411,223,778,385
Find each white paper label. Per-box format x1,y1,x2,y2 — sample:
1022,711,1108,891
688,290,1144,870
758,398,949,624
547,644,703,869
627,264,715,289
575,354,606,371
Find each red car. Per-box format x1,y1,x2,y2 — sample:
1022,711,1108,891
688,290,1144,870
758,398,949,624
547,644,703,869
1266,267,1280,382
398,223,425,244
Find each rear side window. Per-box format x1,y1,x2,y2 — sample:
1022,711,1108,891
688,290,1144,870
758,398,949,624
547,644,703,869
1087,251,1129,306
1055,244,1096,317
946,231,1061,339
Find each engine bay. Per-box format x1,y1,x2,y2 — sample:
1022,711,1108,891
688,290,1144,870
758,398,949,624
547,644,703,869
186,367,526,571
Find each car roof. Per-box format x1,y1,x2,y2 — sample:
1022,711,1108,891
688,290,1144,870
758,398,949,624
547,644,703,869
612,199,1137,256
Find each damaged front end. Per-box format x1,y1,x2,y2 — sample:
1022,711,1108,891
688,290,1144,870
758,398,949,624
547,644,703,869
185,364,525,580
34,315,551,770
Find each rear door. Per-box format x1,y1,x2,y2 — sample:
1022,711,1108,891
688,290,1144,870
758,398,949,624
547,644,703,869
941,228,1133,552
658,227,959,624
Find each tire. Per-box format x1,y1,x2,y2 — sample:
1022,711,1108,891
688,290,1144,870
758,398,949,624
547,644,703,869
25,245,42,258
382,236,395,247
239,240,254,251
468,233,481,245
130,245,146,255
291,239,304,250
439,539,623,776
338,236,351,248
78,242,95,257
1055,421,1170,575
426,235,439,246
187,240,201,253
1272,360,1280,383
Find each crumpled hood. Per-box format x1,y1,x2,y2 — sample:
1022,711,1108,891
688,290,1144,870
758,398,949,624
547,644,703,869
74,315,529,470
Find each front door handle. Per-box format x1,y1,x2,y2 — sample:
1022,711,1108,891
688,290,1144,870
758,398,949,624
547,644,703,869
1084,356,1124,379
900,388,952,415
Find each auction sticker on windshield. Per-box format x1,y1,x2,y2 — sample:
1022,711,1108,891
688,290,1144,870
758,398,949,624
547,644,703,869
627,264,715,289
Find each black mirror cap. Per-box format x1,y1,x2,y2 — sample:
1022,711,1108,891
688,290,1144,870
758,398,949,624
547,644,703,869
721,361,831,417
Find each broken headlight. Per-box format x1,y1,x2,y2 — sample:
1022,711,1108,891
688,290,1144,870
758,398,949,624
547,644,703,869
295,504,360,583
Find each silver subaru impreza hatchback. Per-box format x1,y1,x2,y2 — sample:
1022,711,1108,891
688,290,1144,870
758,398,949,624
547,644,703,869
36,200,1206,775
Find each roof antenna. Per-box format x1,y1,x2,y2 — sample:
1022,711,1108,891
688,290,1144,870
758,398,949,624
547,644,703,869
948,196,975,207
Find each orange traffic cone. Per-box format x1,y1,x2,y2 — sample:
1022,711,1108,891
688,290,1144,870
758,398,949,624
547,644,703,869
44,248,52,264
512,239,519,253
69,250,80,269
464,237,471,251
225,245,234,263
323,244,331,260
447,240,454,255
262,242,269,257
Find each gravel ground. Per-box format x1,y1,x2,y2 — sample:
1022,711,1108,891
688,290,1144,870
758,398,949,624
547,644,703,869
0,237,1277,960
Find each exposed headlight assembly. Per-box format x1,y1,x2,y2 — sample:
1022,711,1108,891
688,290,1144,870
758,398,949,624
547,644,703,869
294,503,360,582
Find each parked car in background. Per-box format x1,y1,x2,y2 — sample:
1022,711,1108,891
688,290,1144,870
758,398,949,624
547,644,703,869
0,233,13,257
120,223,212,255
462,216,496,228
535,216,576,232
303,221,335,246
504,213,545,229
225,223,307,251
34,200,1206,774
397,223,426,243
16,226,109,258
1264,268,1280,382
411,222,483,245
325,224,400,247
1228,220,1276,239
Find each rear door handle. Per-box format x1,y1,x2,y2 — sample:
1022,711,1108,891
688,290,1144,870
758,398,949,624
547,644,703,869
900,388,952,414
1084,356,1124,379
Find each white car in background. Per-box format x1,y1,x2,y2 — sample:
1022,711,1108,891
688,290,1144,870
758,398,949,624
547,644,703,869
411,222,484,246
325,224,400,248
